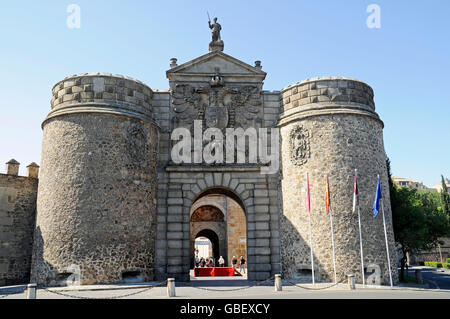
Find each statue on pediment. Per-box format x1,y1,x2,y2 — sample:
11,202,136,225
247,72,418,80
208,17,221,42
208,16,224,52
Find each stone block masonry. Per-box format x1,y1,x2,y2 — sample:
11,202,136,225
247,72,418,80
0,162,38,286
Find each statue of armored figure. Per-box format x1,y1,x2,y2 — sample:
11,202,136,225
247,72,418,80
208,17,221,42
208,17,224,52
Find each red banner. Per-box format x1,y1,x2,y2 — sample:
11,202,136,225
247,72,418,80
194,267,237,277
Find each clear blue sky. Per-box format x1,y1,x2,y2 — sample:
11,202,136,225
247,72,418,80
0,0,448,187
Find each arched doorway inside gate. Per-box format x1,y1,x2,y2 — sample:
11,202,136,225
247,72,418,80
194,230,220,263
190,189,247,279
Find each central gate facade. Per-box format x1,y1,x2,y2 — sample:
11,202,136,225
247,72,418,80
155,167,281,281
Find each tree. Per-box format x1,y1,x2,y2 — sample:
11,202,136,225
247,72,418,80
440,175,450,216
386,158,450,282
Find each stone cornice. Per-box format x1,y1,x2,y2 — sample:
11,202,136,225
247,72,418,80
166,165,268,172
277,102,384,128
166,51,266,80
42,102,159,129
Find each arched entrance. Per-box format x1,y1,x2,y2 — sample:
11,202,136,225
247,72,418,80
158,167,279,282
189,190,247,277
194,230,220,263
190,203,227,268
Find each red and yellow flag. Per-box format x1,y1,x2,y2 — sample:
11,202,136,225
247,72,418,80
325,175,330,214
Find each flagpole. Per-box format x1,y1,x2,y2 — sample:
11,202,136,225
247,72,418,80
308,209,315,285
307,173,315,285
357,204,365,286
354,169,365,286
329,207,337,284
381,197,394,287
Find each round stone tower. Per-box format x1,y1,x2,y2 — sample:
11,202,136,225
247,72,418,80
31,73,159,285
278,77,398,285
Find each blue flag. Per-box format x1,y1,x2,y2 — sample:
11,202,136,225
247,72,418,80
372,176,382,218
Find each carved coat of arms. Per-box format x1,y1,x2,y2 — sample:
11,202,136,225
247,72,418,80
205,89,228,129
289,125,311,166
171,71,262,130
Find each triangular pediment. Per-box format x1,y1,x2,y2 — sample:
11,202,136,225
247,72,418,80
166,51,266,79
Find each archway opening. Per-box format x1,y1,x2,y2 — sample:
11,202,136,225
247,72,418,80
194,230,220,265
194,237,213,260
190,191,247,279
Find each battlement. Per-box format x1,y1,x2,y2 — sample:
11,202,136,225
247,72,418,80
45,73,156,127
51,73,153,110
3,159,39,179
281,76,375,113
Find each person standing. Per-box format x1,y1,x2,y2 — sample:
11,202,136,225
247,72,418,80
195,256,199,268
232,256,237,269
239,256,246,274
218,256,225,267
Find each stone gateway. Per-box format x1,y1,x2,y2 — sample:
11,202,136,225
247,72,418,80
0,21,398,286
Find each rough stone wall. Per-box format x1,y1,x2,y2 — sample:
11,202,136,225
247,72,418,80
0,174,38,286
279,77,398,285
31,74,159,285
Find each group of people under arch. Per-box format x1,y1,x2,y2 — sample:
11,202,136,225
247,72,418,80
194,255,246,274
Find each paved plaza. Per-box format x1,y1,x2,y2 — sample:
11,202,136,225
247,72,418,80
1,272,450,300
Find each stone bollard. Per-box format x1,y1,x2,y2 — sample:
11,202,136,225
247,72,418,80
347,274,355,290
167,278,176,297
415,270,423,284
274,274,282,292
26,284,37,299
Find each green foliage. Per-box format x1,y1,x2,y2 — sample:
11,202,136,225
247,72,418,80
387,158,450,259
424,261,450,269
441,175,450,216
446,258,450,263
392,187,450,253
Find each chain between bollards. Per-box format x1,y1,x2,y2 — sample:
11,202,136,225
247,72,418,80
167,278,176,297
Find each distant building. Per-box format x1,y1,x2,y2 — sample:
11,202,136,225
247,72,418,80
195,237,213,259
431,178,450,192
392,176,429,190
